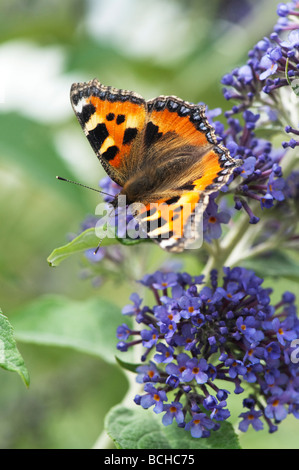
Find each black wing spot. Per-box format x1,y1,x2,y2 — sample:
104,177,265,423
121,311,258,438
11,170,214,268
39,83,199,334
72,93,79,106
101,145,119,161
106,112,115,121
144,122,162,148
88,123,109,148
123,127,138,145
179,183,196,191
116,114,126,125
81,104,96,124
165,196,180,205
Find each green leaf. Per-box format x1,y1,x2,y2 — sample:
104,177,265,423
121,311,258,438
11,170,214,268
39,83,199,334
0,309,30,387
243,251,299,281
105,405,241,449
11,295,125,364
47,228,108,267
47,227,150,267
115,356,142,373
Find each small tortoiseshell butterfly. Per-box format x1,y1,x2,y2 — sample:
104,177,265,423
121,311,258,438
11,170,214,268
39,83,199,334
70,79,240,252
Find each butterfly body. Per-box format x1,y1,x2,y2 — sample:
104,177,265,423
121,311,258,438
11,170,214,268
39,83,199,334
71,79,240,252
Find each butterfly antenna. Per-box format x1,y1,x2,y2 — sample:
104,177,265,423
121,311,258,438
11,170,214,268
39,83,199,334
94,240,103,255
93,204,116,255
57,176,118,256
56,176,114,198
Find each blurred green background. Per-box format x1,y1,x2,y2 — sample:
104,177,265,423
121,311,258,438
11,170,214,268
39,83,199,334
0,0,298,449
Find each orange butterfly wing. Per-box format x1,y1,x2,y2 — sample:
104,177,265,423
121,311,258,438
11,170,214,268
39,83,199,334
70,79,146,187
71,81,240,252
